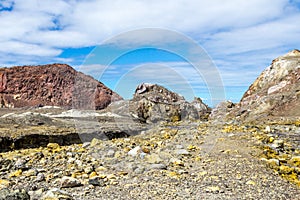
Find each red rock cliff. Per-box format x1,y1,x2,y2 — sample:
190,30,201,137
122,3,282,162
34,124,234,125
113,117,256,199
0,64,122,109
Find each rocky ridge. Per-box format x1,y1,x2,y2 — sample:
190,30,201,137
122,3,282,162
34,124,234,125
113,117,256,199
232,49,300,122
0,64,122,110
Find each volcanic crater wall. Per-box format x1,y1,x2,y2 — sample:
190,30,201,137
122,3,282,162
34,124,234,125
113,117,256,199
0,64,122,109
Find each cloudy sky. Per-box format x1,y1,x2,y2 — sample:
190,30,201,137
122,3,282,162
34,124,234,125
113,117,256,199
1,0,300,105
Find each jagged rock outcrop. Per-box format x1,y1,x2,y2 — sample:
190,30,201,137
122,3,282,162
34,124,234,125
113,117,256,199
0,64,122,109
109,83,210,123
234,49,300,121
209,101,235,123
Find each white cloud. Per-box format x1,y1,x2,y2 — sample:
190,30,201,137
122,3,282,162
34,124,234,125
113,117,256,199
0,0,296,51
0,41,61,56
206,14,300,56
0,0,299,101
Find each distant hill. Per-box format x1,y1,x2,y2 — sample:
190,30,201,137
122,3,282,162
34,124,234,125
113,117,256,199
0,64,122,109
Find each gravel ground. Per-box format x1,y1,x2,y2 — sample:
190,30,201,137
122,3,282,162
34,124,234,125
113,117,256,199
1,121,299,200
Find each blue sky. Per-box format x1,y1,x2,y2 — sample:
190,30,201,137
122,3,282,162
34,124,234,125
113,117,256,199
0,0,300,106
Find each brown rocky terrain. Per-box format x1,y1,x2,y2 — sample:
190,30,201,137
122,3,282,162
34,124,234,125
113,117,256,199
0,64,122,110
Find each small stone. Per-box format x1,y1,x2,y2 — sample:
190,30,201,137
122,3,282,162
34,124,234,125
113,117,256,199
265,126,271,133
84,166,94,174
246,180,256,186
175,149,190,155
268,158,280,166
41,188,73,200
139,152,147,159
75,159,83,166
89,172,98,178
28,188,44,200
14,158,27,169
128,146,141,156
61,176,82,188
23,169,36,177
95,166,107,172
66,152,74,157
90,138,101,147
134,167,145,174
205,186,220,193
146,153,163,164
107,174,117,180
82,142,91,148
198,171,208,176
169,158,184,166
166,171,179,178
67,157,76,164
175,145,184,149
236,174,242,180
106,150,115,157
148,164,167,170
141,147,150,154
36,173,45,182
187,145,197,151
89,176,106,187
118,171,128,176
47,143,60,150
271,140,284,149
178,169,188,174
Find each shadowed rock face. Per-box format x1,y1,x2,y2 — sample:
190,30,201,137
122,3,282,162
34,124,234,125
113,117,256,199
0,64,122,109
235,50,300,121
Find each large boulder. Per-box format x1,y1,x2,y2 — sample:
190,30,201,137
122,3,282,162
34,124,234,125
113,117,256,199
0,64,122,109
233,49,300,121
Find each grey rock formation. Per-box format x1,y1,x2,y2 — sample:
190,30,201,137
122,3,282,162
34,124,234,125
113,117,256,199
107,83,210,124
210,100,235,123
132,83,210,123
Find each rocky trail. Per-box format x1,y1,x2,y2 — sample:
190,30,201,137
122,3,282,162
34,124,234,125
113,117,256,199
0,119,299,200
